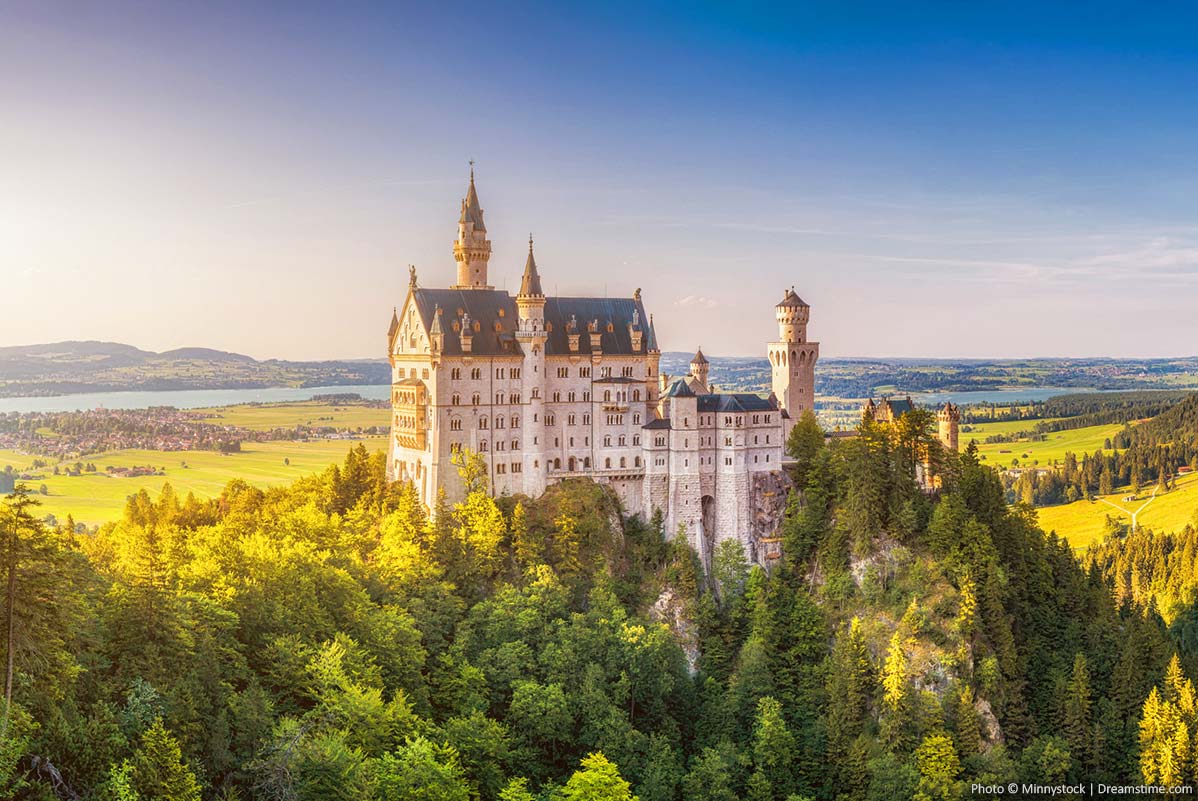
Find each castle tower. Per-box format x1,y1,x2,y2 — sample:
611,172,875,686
938,402,961,452
516,235,548,495
451,165,493,289
768,287,819,440
690,348,710,393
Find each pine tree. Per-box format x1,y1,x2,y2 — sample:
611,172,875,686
131,719,202,801
1062,653,1093,773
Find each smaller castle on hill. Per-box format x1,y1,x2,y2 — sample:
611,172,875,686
861,397,961,488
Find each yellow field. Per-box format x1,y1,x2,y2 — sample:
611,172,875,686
10,437,386,526
195,401,389,431
1038,471,1198,550
965,420,1127,468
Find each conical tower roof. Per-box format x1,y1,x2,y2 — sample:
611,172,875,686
691,347,709,365
777,287,808,308
518,235,544,297
459,165,486,231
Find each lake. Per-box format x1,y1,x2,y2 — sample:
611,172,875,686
0,383,1134,415
0,384,392,413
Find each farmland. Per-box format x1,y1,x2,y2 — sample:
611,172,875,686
5,437,387,525
964,420,1128,468
1038,471,1198,550
194,400,390,431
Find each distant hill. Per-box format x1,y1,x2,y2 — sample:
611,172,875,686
0,341,389,398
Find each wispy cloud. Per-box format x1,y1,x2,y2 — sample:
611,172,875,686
676,295,719,309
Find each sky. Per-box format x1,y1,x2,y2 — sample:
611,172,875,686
3,1,1198,360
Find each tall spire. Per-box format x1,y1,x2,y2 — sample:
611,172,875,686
518,233,544,297
452,162,492,289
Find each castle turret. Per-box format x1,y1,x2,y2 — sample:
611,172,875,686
516,235,548,496
768,287,819,440
938,402,961,452
451,165,493,289
689,348,710,393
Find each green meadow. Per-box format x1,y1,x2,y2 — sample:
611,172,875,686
964,420,1128,467
1037,471,1198,550
195,401,390,431
5,437,387,525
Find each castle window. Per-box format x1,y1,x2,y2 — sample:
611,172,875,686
619,435,626,446
554,437,559,447
532,388,540,399
471,393,480,406
480,440,488,451
512,368,521,379
452,393,460,405
582,391,590,402
725,457,733,466
558,367,569,378
633,435,640,445
623,366,634,377
510,394,520,404
601,367,612,378
450,419,462,431
725,416,732,426
604,390,612,402
498,308,505,317
546,414,555,426
423,369,429,379
605,458,612,469
579,367,591,378
451,368,461,380
496,368,504,379
474,321,481,332
754,435,759,444
554,458,560,469
496,463,506,474
765,435,770,444
397,368,405,378
471,368,482,380
512,439,519,450
766,454,770,462
633,390,640,402
496,417,505,429
568,391,576,402
633,413,640,425
620,457,626,468
604,436,612,447
583,414,591,425
634,456,641,467
568,414,576,425
495,393,503,404
512,462,521,473
725,436,732,446
569,437,575,446
655,436,665,447
583,457,591,468
511,416,519,428
553,392,561,402
568,457,576,470
497,440,505,451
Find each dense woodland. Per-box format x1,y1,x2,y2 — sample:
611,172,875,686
2,410,1198,799
1007,393,1198,507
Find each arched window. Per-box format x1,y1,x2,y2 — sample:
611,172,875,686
568,457,576,471
605,457,612,469
583,457,591,469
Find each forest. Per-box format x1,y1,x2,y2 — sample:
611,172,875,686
3,410,1198,800
1007,393,1198,507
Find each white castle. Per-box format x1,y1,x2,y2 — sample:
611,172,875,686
387,170,818,566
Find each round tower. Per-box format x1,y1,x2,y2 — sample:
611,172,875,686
451,165,493,289
768,287,819,439
690,347,710,393
938,402,961,452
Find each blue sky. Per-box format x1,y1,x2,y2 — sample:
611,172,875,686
3,1,1197,358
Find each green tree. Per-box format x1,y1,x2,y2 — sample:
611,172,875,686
912,733,962,801
131,719,202,801
557,752,637,801
374,737,471,801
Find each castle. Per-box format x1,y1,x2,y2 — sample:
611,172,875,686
386,170,818,567
861,396,961,487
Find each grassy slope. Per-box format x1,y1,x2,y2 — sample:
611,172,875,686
195,401,390,431
965,420,1126,467
16,437,387,525
1037,471,1198,550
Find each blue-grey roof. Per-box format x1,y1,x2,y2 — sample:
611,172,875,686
665,379,696,398
411,289,656,357
697,393,778,413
